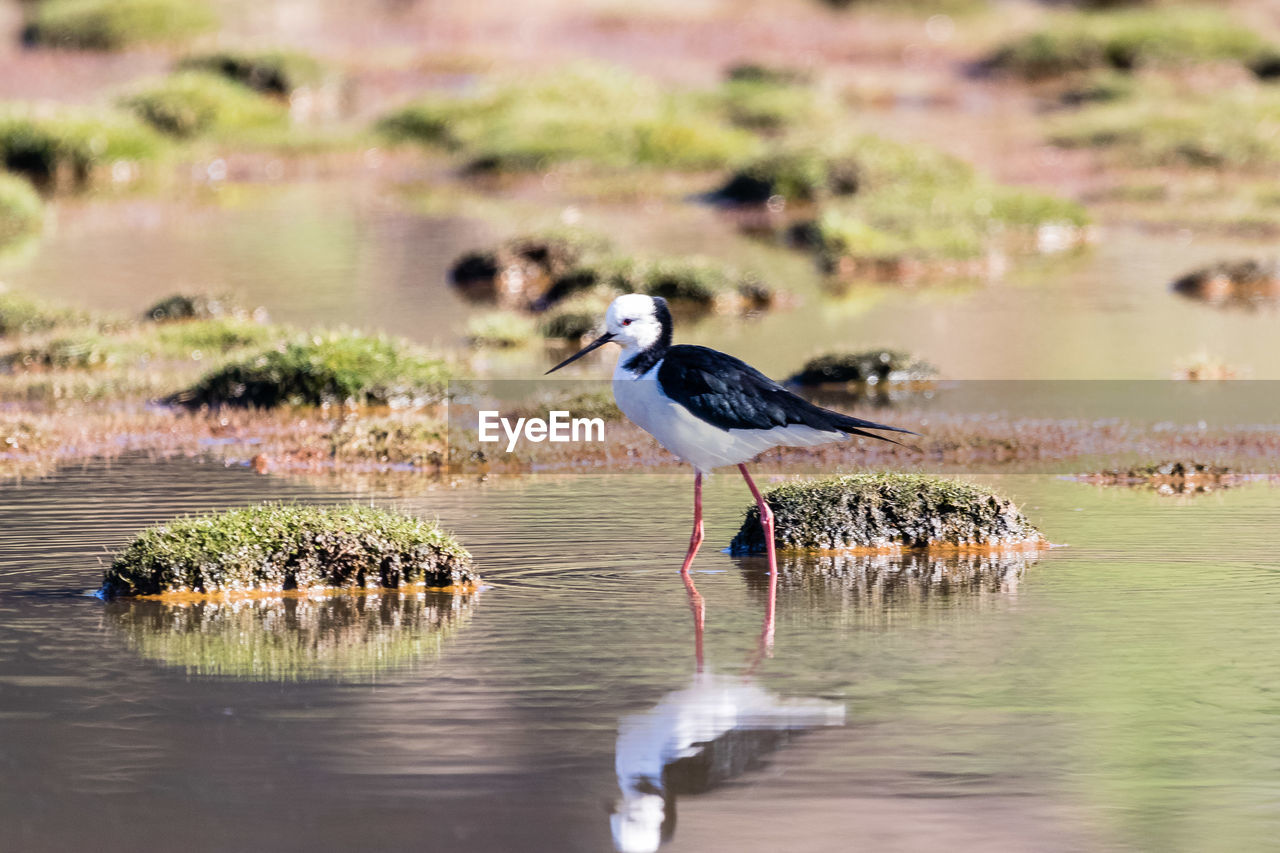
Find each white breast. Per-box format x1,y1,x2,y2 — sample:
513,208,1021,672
612,359,846,474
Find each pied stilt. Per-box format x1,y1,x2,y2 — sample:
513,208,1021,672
547,294,913,637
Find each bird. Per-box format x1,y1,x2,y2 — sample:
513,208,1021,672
546,293,914,614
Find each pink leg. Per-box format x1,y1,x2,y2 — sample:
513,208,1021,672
680,472,704,575
738,464,776,653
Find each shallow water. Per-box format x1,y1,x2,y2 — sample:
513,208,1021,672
7,177,1280,380
3,456,1280,851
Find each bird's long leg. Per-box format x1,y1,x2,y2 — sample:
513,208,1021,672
680,472,706,670
680,472,704,575
738,464,776,652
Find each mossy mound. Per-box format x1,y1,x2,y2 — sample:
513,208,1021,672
717,76,821,134
729,474,1045,554
0,289,90,337
377,64,757,173
986,8,1274,81
120,72,287,139
25,0,217,50
0,173,43,250
538,289,614,342
1171,259,1280,308
143,292,255,323
787,350,937,386
176,50,328,96
100,504,475,598
543,256,780,315
0,107,166,188
107,590,474,681
172,332,452,409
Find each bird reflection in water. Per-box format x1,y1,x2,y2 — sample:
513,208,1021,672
611,573,845,853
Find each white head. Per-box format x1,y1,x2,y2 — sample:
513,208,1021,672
546,293,672,374
605,293,669,353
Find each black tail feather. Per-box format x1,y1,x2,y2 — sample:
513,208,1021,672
829,412,919,447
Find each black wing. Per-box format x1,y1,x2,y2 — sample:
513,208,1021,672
656,345,916,442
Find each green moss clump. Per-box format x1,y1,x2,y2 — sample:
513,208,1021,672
729,473,1045,554
100,503,474,597
0,173,43,250
464,311,537,349
449,231,603,307
0,289,89,337
377,64,758,172
26,0,217,50
176,50,328,96
544,256,778,314
1051,86,1280,171
0,107,166,187
173,332,453,409
121,72,287,139
538,289,613,342
787,350,937,386
988,9,1274,81
107,591,474,681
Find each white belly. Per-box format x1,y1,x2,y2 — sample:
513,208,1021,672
612,363,845,473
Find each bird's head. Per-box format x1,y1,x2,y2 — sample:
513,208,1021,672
546,294,671,374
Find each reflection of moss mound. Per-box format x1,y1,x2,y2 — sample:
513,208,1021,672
107,590,475,681
26,0,217,50
747,550,1035,602
101,504,475,597
787,350,937,386
173,332,452,408
730,474,1045,554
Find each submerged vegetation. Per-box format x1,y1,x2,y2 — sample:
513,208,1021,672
121,72,287,139
730,474,1046,554
378,65,758,172
173,332,453,409
101,504,474,597
24,0,217,50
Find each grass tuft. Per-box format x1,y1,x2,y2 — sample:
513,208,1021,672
176,50,328,96
120,72,287,139
0,106,166,187
173,331,453,409
100,503,474,597
787,350,937,386
378,64,758,172
26,0,217,51
464,311,537,349
988,8,1275,81
0,289,91,337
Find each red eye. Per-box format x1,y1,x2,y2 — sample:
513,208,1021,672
621,319,633,326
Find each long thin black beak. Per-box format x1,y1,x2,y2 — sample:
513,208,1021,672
545,332,614,374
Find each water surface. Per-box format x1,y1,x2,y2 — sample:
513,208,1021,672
2,457,1279,851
